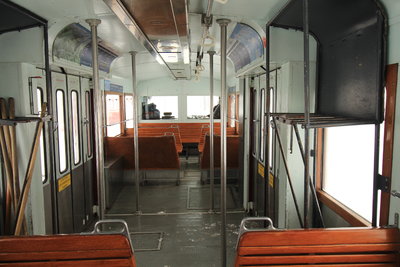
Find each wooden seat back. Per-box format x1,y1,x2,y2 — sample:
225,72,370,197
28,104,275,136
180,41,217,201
198,126,236,153
0,234,136,266
200,135,239,169
126,126,183,153
235,222,400,267
105,135,180,170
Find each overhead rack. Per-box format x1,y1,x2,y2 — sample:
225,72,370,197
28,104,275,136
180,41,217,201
264,0,387,228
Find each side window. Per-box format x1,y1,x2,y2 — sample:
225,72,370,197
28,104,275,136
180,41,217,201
56,90,68,173
37,88,47,183
71,91,80,165
187,96,219,119
251,89,257,156
259,88,265,162
105,93,122,137
85,91,93,157
322,125,375,222
141,96,178,120
125,94,134,129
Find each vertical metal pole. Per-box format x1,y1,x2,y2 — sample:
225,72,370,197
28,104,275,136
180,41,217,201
130,51,141,214
86,19,105,219
217,18,230,267
371,124,380,227
208,51,215,211
264,26,271,218
303,0,311,229
44,24,59,234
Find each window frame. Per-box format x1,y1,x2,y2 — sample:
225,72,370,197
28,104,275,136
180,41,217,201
70,90,81,166
105,91,124,137
259,88,266,163
56,89,68,174
37,87,48,184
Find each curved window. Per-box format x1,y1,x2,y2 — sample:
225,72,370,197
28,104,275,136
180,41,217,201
56,90,67,173
71,90,80,165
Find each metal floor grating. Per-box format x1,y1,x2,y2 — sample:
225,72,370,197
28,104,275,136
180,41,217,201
130,231,164,252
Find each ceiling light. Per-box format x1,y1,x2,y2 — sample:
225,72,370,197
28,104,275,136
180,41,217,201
183,48,190,64
215,0,228,4
155,55,165,65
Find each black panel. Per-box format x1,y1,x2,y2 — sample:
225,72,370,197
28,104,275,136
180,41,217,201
43,184,53,234
0,0,46,34
57,185,73,234
71,165,86,233
84,159,94,223
269,0,386,122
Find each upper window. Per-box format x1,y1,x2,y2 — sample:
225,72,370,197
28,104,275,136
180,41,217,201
37,88,47,183
322,125,375,222
141,96,178,120
187,96,219,119
85,91,93,157
56,90,68,173
106,93,122,137
125,95,134,128
71,91,81,165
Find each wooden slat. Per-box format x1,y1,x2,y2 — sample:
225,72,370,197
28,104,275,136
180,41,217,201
239,264,396,267
239,243,400,256
237,254,398,265
0,258,135,266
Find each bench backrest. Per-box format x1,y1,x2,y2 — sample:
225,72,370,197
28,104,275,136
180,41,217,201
0,234,136,266
105,135,179,170
235,227,400,267
198,127,236,152
200,135,239,169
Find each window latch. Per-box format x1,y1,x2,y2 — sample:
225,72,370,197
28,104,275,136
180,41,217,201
377,174,390,193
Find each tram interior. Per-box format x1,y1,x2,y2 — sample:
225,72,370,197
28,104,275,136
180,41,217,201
1,0,400,266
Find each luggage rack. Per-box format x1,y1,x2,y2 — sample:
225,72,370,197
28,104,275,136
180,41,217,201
271,113,377,128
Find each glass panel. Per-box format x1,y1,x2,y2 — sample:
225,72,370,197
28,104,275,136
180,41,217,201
106,93,121,137
229,95,236,127
141,96,178,120
268,88,274,168
187,96,219,119
322,125,375,221
85,91,93,157
37,88,46,183
56,90,67,173
259,89,265,162
71,91,80,165
251,89,257,156
125,95,133,128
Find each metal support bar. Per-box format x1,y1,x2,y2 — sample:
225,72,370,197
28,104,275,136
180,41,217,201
86,19,105,219
273,120,304,228
130,51,141,213
293,124,325,227
264,26,271,218
217,18,230,267
208,50,216,212
303,0,311,229
44,23,58,234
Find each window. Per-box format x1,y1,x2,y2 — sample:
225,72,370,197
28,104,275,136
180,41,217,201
322,125,375,222
71,91,80,165
251,89,258,156
187,96,219,119
141,96,178,120
85,91,93,157
125,95,134,128
105,93,122,137
228,94,236,127
259,89,265,162
56,90,67,173
37,88,47,183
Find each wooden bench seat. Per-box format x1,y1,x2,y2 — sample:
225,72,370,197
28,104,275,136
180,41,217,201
235,217,400,267
198,126,236,153
0,220,136,267
105,135,180,170
126,126,183,153
200,135,239,169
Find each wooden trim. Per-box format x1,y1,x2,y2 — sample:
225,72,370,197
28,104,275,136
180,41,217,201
317,190,371,227
315,128,324,190
380,63,398,226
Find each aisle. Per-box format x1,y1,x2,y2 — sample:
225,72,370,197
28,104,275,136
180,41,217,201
105,155,246,267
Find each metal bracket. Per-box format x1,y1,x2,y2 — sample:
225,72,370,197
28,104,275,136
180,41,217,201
394,213,399,228
391,190,400,198
201,13,213,27
377,174,390,192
